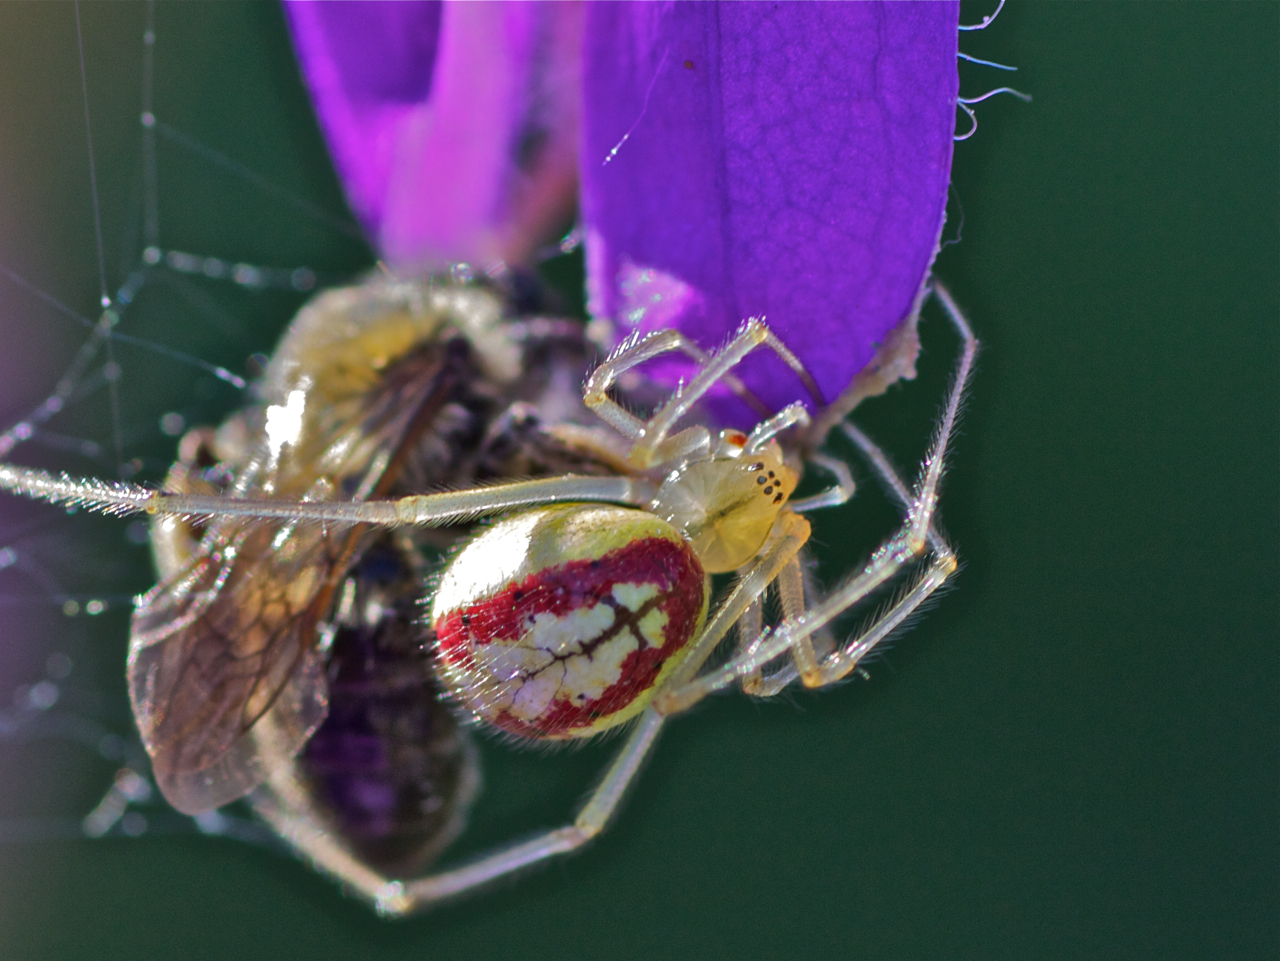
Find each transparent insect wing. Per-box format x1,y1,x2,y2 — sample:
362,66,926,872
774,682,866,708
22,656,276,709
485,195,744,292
130,284,482,815
130,515,336,814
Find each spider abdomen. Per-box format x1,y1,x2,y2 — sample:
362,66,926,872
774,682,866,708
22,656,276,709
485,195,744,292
432,505,709,740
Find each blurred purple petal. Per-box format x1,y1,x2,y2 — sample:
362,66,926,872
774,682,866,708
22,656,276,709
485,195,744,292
285,0,583,270
581,2,959,415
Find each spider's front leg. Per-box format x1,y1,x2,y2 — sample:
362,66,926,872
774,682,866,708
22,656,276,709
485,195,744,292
583,319,819,468
0,467,650,528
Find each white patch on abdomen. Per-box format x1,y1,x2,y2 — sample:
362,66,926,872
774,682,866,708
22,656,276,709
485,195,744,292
611,582,660,612
510,660,566,722
563,628,640,705
637,608,670,648
529,603,615,655
479,587,671,722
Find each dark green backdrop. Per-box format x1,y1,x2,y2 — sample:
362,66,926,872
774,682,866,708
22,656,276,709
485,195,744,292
0,4,1274,959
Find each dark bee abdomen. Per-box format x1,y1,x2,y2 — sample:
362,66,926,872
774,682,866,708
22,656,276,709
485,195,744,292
298,539,476,876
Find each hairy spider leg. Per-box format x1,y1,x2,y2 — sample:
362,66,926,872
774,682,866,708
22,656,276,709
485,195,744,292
585,319,819,468
656,281,977,712
732,447,860,679
738,416,952,694
736,533,848,697
0,469,650,529
586,327,776,433
787,450,856,514
248,704,664,916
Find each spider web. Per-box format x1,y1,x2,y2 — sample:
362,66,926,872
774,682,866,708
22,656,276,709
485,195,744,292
0,3,654,867
0,2,372,845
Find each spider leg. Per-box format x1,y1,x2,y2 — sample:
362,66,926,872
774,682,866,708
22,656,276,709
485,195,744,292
585,320,818,467
582,328,772,441
748,412,959,690
0,467,648,528
744,402,810,452
727,549,824,692
725,547,826,696
796,282,976,684
660,281,977,707
651,511,811,714
740,551,842,697
255,710,666,917
735,588,769,695
787,450,856,513
805,421,957,686
776,550,824,683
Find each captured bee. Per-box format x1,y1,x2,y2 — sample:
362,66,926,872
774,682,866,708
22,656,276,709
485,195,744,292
134,274,632,885
0,273,975,916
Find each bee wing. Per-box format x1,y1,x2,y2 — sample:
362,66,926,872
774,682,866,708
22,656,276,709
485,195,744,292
129,517,353,815
129,338,468,815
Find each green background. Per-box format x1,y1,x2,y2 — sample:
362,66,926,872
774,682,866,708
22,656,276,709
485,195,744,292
0,3,1274,959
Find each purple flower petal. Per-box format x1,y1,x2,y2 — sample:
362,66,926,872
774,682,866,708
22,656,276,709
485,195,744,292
285,0,583,270
581,2,959,416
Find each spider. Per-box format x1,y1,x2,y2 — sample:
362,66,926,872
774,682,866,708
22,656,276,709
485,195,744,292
0,273,975,916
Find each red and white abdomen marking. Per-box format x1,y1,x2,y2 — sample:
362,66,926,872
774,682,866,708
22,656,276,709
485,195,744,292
431,505,708,739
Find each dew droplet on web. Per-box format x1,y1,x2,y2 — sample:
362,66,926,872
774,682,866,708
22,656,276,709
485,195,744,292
26,681,59,711
159,412,185,436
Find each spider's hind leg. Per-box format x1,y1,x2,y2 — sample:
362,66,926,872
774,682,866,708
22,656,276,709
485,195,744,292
796,281,978,685
802,421,960,687
255,710,667,917
659,281,978,703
